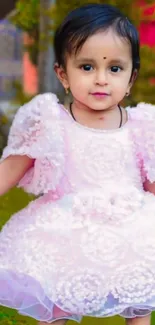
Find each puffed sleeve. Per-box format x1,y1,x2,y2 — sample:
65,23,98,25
129,102,155,183
1,94,43,160
1,93,65,195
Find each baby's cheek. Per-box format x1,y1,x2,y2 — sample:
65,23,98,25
114,80,128,95
70,77,89,97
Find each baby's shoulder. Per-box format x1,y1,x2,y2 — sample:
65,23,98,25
127,102,155,152
27,92,61,118
13,92,61,125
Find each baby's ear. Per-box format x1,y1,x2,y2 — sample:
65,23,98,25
130,69,138,85
54,63,69,89
127,69,138,95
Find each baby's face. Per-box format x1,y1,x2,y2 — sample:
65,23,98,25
65,28,134,111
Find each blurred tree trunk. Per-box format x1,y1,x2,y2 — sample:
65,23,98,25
38,0,62,95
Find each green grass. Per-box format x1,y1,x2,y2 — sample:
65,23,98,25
1,307,155,325
0,188,155,324
0,187,34,230
0,306,124,325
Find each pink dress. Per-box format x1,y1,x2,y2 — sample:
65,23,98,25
1,93,155,322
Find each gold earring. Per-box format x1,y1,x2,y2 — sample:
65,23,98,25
126,91,130,97
65,88,69,95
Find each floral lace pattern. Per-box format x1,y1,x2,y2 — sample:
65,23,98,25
1,96,155,321
1,93,66,195
128,102,155,183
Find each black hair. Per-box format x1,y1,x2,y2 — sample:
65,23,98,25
54,3,140,74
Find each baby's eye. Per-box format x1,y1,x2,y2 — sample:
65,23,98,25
81,64,93,71
110,66,122,73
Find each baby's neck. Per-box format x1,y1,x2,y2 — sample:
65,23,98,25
68,102,127,130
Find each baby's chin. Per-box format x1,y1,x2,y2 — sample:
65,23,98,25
86,102,116,112
85,97,115,110
73,97,117,112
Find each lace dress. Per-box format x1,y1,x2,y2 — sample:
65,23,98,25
0,93,155,322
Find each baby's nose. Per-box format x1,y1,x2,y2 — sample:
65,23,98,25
95,71,108,86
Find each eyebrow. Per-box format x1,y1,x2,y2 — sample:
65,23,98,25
74,58,96,64
108,59,128,65
74,57,128,65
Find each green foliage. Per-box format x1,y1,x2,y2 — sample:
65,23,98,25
0,115,11,157
11,0,39,34
12,81,33,106
132,45,155,104
0,306,36,325
10,0,39,65
50,0,155,30
0,187,34,230
0,305,124,325
0,130,7,157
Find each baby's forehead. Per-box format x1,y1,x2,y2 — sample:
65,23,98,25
81,29,130,50
74,30,132,62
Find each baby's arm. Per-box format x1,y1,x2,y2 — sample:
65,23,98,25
0,155,33,196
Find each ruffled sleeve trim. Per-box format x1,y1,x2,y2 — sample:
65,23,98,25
128,102,155,183
1,93,66,195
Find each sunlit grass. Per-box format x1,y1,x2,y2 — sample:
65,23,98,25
0,306,124,325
